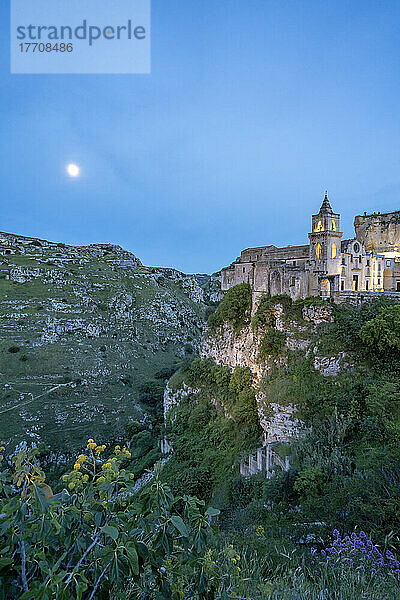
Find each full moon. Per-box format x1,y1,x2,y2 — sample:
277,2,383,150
67,163,80,177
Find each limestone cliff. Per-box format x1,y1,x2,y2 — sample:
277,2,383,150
354,211,400,253
200,302,337,443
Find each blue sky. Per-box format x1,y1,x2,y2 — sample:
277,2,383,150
1,1,399,273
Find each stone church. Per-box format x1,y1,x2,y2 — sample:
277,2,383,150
221,194,400,302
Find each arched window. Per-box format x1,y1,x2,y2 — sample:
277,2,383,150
332,220,336,231
331,243,337,259
316,243,322,259
315,220,323,232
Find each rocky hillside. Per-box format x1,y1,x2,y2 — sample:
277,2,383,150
0,232,218,451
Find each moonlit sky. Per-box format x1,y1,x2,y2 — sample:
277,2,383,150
0,1,399,273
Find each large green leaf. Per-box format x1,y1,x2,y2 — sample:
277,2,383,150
101,525,119,540
126,542,139,575
170,515,189,537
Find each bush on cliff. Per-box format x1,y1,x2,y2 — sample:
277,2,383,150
251,294,292,331
258,327,286,359
207,283,251,330
360,304,400,355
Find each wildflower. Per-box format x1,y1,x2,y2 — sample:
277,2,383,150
73,463,81,470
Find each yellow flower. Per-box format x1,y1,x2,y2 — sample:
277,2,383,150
87,439,94,443
77,454,87,463
68,482,75,490
73,463,81,470
130,473,135,480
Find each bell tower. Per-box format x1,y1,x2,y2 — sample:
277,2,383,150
308,192,343,296
309,192,342,263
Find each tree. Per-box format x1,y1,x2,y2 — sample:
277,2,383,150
360,305,400,354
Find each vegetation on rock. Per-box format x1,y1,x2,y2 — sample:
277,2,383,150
207,283,251,331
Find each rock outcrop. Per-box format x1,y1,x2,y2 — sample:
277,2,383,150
200,302,335,443
354,211,400,253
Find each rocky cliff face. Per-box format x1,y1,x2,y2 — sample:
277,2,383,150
200,303,336,442
0,232,215,451
354,211,400,253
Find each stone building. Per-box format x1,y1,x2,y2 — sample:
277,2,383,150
221,194,400,303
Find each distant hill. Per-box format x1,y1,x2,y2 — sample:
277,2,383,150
0,232,219,451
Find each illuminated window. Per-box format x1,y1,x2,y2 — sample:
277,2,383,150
316,243,322,259
332,220,336,231
331,243,337,259
315,220,324,232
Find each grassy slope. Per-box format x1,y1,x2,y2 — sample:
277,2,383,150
0,239,208,451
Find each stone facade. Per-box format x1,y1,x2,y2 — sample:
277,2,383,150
221,194,400,303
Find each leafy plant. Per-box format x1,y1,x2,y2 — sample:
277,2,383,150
207,283,251,331
258,328,286,359
360,305,400,355
0,440,228,600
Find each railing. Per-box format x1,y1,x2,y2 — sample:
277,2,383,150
336,290,400,304
239,444,290,478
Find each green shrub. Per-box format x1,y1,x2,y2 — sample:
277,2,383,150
138,379,164,408
360,305,400,355
294,466,326,498
154,364,179,380
258,328,286,359
184,342,194,354
251,294,292,331
232,387,258,427
207,283,251,330
229,366,253,395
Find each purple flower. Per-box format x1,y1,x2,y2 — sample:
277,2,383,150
310,530,400,581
